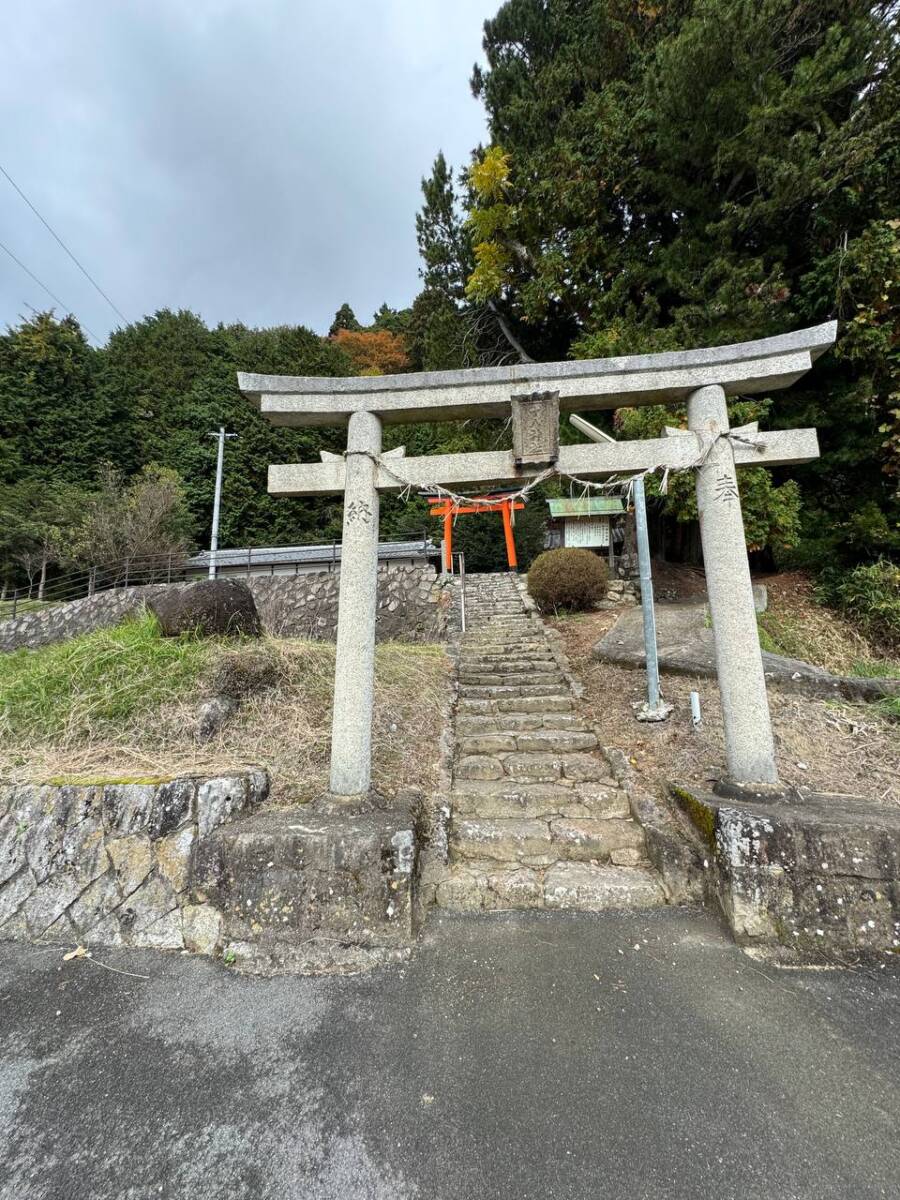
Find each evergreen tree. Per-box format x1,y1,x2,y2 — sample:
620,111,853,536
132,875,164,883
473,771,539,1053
328,303,362,336
451,0,900,563
0,312,126,487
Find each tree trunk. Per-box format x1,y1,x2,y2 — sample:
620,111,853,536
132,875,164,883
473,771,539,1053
38,556,47,601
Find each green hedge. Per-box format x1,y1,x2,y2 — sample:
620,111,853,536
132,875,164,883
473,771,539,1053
527,548,608,613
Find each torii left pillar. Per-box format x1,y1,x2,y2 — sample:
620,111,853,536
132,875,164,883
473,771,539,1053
330,410,381,796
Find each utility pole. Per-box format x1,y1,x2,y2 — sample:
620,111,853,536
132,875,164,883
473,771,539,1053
569,414,670,721
208,427,237,579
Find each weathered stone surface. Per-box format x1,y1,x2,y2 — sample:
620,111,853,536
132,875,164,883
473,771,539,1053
672,783,900,959
549,818,645,862
182,904,223,955
502,753,563,783
452,818,553,863
0,771,267,955
456,755,504,782
544,863,664,909
596,602,900,704
102,783,160,838
454,782,584,820
195,806,417,950
515,730,598,753
0,869,37,928
498,695,573,714
149,777,196,839
610,847,646,867
107,835,153,896
0,565,454,653
0,586,151,653
560,754,606,783
458,733,518,755
155,825,196,892
67,871,123,939
148,578,262,639
196,774,254,840
196,695,238,741
241,322,836,423
442,571,667,914
575,787,631,819
251,563,452,643
455,714,544,735
434,865,486,910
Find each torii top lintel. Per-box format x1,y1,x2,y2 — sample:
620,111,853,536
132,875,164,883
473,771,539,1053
238,322,836,428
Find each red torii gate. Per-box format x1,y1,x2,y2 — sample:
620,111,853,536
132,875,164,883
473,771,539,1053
427,492,525,572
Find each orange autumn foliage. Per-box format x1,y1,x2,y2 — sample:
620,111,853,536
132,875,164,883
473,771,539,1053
331,328,410,376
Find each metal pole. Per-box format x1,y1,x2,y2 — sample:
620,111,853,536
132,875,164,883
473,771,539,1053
632,477,662,714
208,427,237,580
208,427,225,580
459,551,467,633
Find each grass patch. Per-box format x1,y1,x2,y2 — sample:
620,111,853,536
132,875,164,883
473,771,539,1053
758,574,900,678
756,618,782,655
850,659,900,679
0,598,57,619
0,616,451,803
0,614,212,742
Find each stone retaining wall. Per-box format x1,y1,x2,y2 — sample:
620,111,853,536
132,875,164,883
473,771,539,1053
0,565,453,652
0,586,162,653
0,771,268,955
250,565,453,641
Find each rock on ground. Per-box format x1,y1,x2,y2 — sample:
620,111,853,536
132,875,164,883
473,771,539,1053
148,579,262,638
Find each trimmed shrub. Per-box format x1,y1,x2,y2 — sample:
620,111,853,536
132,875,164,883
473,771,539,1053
527,548,608,613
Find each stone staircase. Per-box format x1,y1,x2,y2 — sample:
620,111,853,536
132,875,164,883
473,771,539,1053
435,572,665,911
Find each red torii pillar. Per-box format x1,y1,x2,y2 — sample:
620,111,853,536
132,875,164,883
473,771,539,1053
427,494,525,572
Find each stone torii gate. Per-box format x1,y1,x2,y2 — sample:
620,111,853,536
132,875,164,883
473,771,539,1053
238,321,836,801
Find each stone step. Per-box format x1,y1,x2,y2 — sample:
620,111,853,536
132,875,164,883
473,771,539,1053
433,860,664,912
459,655,556,668
458,672,566,687
457,729,598,756
456,712,586,735
457,696,575,716
451,780,629,819
193,807,416,957
459,683,569,699
461,645,548,655
451,815,646,866
455,750,608,784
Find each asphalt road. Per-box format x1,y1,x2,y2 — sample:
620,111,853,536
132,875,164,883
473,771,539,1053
1,907,898,1200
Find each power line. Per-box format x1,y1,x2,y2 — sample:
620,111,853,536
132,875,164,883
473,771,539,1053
0,161,129,325
0,237,102,343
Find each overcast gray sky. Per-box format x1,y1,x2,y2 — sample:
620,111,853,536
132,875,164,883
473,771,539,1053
0,0,495,344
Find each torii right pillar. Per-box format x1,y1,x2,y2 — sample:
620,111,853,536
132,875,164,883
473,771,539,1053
688,385,777,785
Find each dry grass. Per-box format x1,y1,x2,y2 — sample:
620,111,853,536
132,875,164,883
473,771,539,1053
758,572,899,677
552,608,900,807
0,625,451,804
